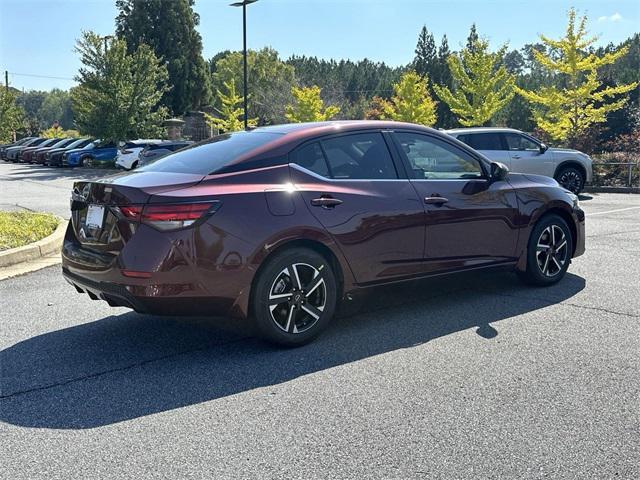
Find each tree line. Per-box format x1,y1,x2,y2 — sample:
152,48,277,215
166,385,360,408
1,0,638,155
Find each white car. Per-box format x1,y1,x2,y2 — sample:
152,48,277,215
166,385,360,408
115,139,163,170
446,128,593,193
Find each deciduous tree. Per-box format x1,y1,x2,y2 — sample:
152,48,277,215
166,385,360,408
212,48,296,125
71,31,169,142
285,86,340,123
515,9,638,145
0,87,24,143
204,81,257,133
433,40,515,126
380,71,437,126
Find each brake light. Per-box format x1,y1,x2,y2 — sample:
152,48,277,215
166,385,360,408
119,201,220,230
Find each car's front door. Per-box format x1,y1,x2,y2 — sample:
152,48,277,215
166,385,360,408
503,132,555,177
290,131,425,285
391,131,520,273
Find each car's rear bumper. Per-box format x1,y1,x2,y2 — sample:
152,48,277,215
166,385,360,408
62,267,237,316
573,207,586,258
61,221,255,318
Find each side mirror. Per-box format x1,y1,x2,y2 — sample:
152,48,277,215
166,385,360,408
490,161,509,181
539,143,548,154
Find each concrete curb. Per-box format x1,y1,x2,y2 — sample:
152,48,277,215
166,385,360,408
584,186,640,194
0,217,67,268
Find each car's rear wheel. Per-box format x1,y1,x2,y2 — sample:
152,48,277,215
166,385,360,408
518,214,573,286
131,160,138,170
252,247,337,346
555,166,585,194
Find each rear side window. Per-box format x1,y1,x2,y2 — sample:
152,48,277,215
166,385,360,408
459,133,503,151
140,131,283,175
504,133,540,151
290,142,329,177
321,133,398,179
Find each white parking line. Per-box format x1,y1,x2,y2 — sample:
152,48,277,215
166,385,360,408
588,206,640,216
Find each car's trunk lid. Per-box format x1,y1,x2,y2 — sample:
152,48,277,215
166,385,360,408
70,171,205,248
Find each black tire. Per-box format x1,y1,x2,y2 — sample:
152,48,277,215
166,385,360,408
79,155,92,167
555,166,585,194
131,160,138,170
252,247,338,347
518,214,573,286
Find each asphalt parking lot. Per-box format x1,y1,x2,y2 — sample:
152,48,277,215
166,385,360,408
1,161,639,479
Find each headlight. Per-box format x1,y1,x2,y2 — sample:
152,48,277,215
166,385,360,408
567,192,579,209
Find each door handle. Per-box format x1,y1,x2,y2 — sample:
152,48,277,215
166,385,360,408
512,154,521,159
424,196,448,205
311,196,343,208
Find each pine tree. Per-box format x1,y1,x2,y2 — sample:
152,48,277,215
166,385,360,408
116,0,211,114
515,9,638,145
434,35,456,128
285,86,340,123
433,39,515,126
380,71,437,126
204,81,257,133
466,24,480,53
413,26,437,78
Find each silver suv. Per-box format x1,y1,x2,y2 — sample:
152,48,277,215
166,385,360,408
446,128,592,193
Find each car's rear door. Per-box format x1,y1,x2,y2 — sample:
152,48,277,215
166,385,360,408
503,132,555,177
390,130,520,273
290,131,425,285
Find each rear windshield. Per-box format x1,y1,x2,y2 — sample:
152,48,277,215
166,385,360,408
139,131,283,175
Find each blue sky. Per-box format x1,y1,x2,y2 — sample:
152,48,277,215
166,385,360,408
1,0,638,91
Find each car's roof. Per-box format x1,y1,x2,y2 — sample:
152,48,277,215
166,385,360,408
254,120,437,135
445,127,523,135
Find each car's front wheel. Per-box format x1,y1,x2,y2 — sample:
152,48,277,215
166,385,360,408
252,247,337,346
518,214,573,286
555,166,585,194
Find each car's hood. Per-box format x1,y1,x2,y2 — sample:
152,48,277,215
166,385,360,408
46,147,71,155
508,172,560,187
549,147,584,155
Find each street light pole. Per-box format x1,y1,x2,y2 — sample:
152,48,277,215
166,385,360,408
230,0,258,130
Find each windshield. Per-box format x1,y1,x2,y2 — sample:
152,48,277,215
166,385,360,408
139,131,284,175
65,138,90,149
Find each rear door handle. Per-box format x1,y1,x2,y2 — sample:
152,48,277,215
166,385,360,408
311,196,343,208
512,154,521,159
424,196,448,205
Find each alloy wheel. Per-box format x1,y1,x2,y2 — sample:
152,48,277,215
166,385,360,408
559,170,582,193
268,263,326,334
536,225,568,277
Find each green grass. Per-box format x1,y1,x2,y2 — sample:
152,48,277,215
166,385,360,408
0,211,59,251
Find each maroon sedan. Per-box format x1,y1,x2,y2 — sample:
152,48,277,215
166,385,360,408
62,121,585,345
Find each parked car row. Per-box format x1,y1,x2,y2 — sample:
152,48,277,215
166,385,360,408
1,137,192,169
115,140,192,170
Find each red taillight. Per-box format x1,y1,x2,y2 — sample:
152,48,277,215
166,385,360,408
122,270,152,278
120,206,143,219
119,201,220,231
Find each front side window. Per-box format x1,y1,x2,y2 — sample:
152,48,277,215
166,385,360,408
320,133,398,179
395,132,484,180
459,133,503,151
504,133,540,151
